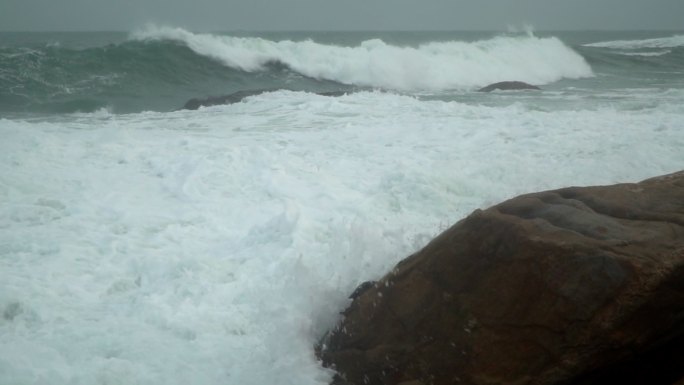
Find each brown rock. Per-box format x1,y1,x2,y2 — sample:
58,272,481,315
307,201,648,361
318,171,684,385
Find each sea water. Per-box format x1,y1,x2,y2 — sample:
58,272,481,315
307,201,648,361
1,28,683,385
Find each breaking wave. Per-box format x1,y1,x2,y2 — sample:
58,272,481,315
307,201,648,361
584,35,684,49
131,26,593,91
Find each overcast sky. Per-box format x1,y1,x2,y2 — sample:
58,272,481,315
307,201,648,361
1,0,682,32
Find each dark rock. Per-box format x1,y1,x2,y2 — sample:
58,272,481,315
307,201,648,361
349,281,377,300
318,171,684,385
478,81,541,92
180,89,350,110
568,329,684,385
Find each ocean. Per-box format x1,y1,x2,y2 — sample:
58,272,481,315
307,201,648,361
1,27,683,384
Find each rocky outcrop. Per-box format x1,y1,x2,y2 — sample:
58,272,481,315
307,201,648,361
478,81,541,92
180,89,349,110
318,171,684,385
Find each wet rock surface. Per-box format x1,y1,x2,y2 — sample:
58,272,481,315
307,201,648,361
478,81,541,92
318,171,684,385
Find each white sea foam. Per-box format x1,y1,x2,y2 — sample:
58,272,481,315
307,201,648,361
131,26,593,91
584,34,684,49
1,91,684,385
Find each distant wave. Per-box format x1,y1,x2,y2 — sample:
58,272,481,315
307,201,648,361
615,50,672,57
584,35,684,49
131,26,593,91
0,37,267,114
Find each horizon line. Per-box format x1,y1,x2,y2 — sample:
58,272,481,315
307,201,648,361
1,28,683,33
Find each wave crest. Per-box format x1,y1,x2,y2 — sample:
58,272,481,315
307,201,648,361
584,35,684,49
616,50,672,57
131,26,593,91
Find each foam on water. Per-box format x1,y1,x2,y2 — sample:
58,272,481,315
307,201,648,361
1,91,684,385
584,34,684,49
131,26,593,90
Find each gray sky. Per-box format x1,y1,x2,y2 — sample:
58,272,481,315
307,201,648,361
1,0,683,31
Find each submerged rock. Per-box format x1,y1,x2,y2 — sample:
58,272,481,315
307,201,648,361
318,171,684,385
478,81,541,92
180,89,349,110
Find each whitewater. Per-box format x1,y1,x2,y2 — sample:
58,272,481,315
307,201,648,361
1,29,684,385
131,26,593,91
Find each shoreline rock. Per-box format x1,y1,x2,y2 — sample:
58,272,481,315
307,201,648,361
478,81,541,92
318,171,684,385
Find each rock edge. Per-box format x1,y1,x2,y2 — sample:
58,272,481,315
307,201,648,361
318,171,684,385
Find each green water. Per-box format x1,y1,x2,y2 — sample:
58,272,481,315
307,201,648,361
1,30,682,116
